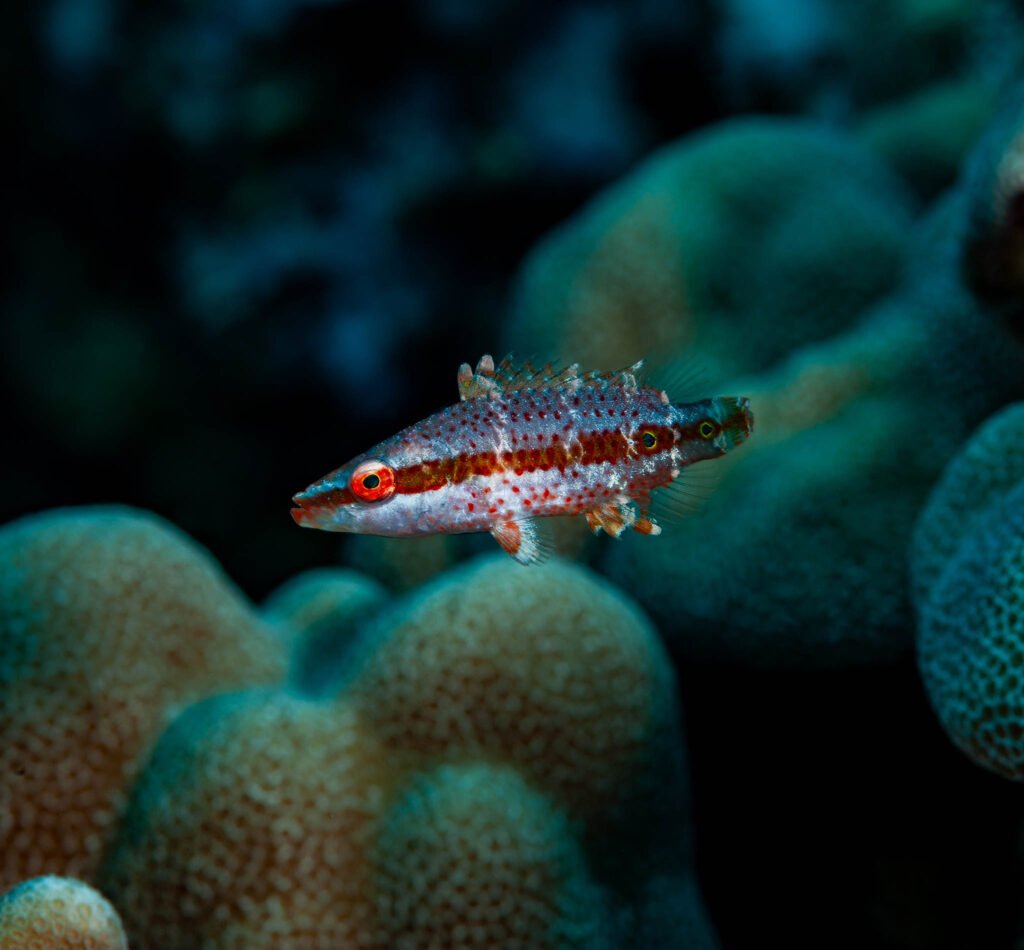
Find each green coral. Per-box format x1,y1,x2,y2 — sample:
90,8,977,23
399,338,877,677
912,403,1024,779
507,117,914,381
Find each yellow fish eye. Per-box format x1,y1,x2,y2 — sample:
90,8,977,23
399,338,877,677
699,420,717,439
641,430,658,449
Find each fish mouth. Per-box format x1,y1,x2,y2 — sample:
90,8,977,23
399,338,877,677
290,486,334,530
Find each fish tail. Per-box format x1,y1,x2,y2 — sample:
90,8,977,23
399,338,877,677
715,396,754,450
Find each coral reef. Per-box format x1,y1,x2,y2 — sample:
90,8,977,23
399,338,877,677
911,403,1024,779
507,117,914,379
0,875,128,950
262,567,389,696
346,556,674,819
102,693,391,949
100,554,713,948
372,762,606,949
857,77,1000,199
570,111,1024,665
0,506,286,888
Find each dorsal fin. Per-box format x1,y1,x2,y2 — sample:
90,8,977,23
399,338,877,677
459,354,646,399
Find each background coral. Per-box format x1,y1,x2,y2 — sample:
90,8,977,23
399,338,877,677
912,403,1024,779
595,107,1024,667
506,118,914,379
262,567,389,696
0,875,128,950
0,506,286,888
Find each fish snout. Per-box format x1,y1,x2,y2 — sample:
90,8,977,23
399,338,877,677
290,482,346,530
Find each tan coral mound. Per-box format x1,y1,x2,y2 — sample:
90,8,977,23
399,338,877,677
0,875,128,949
347,555,673,818
0,506,286,888
372,763,604,949
263,567,389,696
102,692,392,950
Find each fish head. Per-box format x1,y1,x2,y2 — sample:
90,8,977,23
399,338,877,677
291,455,427,536
672,396,754,464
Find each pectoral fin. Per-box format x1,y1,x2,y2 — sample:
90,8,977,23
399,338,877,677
490,518,546,565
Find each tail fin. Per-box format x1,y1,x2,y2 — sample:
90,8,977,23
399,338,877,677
717,396,754,451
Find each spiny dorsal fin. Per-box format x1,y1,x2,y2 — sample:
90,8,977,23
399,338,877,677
460,354,646,399
457,354,502,400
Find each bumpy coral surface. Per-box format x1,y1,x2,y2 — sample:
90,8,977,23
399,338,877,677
102,693,392,949
591,109,1024,666
0,506,286,887
912,404,1024,778
263,567,389,696
0,875,128,949
508,118,913,380
373,762,606,949
101,553,712,947
346,555,674,818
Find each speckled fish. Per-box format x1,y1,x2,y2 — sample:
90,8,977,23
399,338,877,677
291,355,753,564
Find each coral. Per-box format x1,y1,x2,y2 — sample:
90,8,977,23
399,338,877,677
345,555,674,818
0,875,128,950
101,553,713,947
372,762,607,949
0,506,286,888
911,403,1024,778
102,693,392,949
602,180,1024,666
962,86,1024,337
507,118,914,380
341,532,466,592
263,567,389,696
857,77,1000,199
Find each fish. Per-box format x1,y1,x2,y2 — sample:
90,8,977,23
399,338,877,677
291,355,753,564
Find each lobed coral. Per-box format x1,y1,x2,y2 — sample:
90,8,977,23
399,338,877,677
100,554,713,947
0,506,286,888
603,222,1024,666
346,556,674,818
0,875,128,950
911,403,1024,779
102,693,392,949
507,117,914,381
262,567,389,696
372,762,606,949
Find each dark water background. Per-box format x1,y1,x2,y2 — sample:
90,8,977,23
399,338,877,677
4,1,1024,946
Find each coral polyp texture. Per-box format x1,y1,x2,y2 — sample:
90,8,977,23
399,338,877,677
98,553,713,948
346,555,673,819
0,506,286,888
372,763,604,949
262,567,389,696
507,118,914,379
0,876,128,950
102,693,393,949
911,403,1024,779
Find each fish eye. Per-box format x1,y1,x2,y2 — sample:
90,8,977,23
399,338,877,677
641,431,658,449
699,420,717,439
350,460,396,502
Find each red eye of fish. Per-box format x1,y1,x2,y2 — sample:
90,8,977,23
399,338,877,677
699,420,718,439
641,430,658,449
350,460,395,502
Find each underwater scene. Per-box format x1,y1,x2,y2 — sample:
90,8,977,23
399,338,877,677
4,0,1024,947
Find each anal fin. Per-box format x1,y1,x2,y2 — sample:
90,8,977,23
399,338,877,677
490,518,547,565
584,500,636,538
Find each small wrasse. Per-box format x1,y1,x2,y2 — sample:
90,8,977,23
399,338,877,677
291,355,753,564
